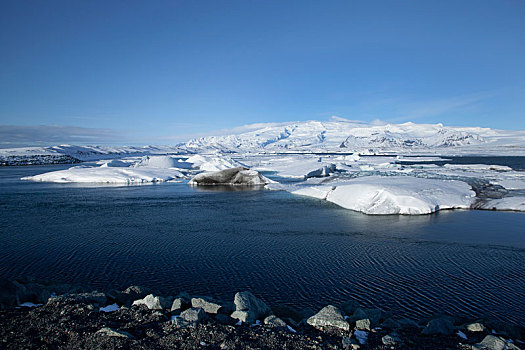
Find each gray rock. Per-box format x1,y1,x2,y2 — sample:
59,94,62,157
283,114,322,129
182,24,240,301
171,292,191,313
382,333,401,346
264,315,287,328
132,294,172,310
307,305,350,331
191,296,230,314
231,291,271,324
355,318,371,331
467,322,487,332
230,310,254,323
96,327,134,339
421,317,455,335
189,167,271,186
180,307,207,324
473,335,520,350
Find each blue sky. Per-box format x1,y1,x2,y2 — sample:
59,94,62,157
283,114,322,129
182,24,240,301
1,0,524,146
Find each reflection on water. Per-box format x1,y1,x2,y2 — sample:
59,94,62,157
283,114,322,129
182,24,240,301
0,164,524,325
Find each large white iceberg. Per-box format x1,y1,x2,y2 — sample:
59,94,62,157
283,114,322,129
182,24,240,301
291,176,476,215
22,165,185,184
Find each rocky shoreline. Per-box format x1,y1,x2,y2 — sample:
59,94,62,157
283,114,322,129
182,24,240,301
0,278,523,349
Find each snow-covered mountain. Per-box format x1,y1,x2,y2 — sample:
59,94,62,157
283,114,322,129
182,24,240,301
0,144,184,166
182,119,525,154
2,119,525,165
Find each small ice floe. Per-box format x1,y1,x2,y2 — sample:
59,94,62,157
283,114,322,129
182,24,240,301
170,315,180,322
251,320,261,327
235,320,243,326
200,341,207,346
99,303,120,313
354,330,368,344
457,331,468,340
19,302,42,308
287,325,297,333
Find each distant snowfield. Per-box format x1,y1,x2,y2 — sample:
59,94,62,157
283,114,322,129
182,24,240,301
7,119,525,214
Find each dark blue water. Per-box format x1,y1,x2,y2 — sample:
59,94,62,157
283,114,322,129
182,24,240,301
1,164,524,325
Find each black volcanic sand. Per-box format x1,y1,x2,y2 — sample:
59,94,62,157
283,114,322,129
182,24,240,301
1,279,523,350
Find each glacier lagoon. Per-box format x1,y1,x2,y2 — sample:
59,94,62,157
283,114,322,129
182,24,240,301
1,163,524,325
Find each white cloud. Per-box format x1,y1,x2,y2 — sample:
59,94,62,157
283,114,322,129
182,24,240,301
0,125,123,148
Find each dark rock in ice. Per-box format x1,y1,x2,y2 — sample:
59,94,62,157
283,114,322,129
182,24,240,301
189,167,270,186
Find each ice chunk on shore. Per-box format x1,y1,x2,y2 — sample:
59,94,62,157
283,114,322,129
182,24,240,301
189,167,272,186
22,166,185,184
292,176,475,215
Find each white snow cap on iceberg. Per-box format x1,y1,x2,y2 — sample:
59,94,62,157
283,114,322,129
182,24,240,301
22,166,185,184
292,176,475,215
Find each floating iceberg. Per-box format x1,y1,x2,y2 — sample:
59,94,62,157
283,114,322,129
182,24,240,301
291,176,475,215
22,166,185,184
